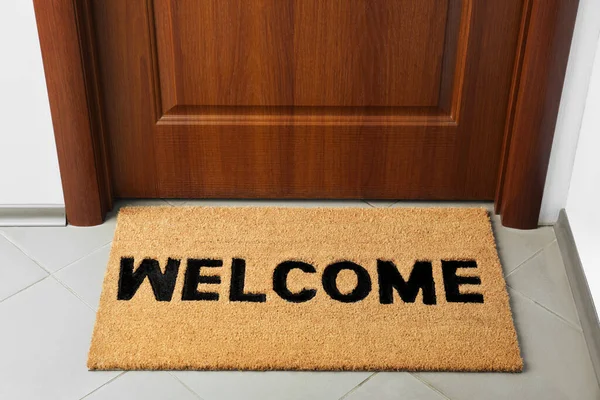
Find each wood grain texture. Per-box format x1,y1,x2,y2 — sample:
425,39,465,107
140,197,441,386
93,0,523,200
154,0,448,110
74,0,113,214
494,0,533,215
92,0,159,198
497,0,579,229
291,0,447,107
32,0,110,226
34,0,579,228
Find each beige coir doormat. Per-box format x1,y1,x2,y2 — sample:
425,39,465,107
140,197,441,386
88,206,522,372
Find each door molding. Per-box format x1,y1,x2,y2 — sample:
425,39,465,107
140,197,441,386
33,0,112,226
495,0,580,228
33,0,579,229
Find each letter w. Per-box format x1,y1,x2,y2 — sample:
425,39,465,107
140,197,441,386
117,257,180,301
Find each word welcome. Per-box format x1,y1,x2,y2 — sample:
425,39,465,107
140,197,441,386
117,258,484,304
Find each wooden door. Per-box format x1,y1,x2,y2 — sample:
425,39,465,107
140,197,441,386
90,0,523,199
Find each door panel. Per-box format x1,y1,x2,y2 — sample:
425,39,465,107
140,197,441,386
155,0,448,108
92,0,524,199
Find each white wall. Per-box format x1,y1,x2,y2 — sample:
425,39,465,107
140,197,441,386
540,0,600,224
0,1,64,207
566,34,600,307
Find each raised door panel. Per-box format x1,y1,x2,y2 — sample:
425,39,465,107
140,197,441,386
92,0,524,199
154,0,449,110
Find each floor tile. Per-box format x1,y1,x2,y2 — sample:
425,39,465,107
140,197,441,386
389,201,494,211
363,200,398,208
490,215,556,275
0,200,166,273
507,240,581,329
174,371,371,400
55,244,111,310
163,199,190,206
1,199,595,399
84,372,199,400
416,289,600,400
0,224,115,273
0,277,118,400
104,199,172,224
0,234,47,301
170,199,371,208
343,373,448,400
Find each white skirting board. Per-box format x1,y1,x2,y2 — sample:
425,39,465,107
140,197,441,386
555,209,600,387
0,205,66,227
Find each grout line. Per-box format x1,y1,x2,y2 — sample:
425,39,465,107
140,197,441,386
502,238,584,331
503,249,542,278
0,227,113,276
0,234,110,309
337,372,378,400
164,200,189,207
0,275,51,305
411,373,453,400
504,239,557,279
363,200,377,208
509,286,583,332
555,210,600,390
363,200,399,208
168,372,208,400
0,230,53,275
50,275,98,313
51,241,113,276
79,372,126,399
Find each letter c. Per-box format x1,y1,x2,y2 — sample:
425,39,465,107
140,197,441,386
273,261,317,303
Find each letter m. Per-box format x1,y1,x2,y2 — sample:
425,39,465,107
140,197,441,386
377,260,437,305
117,257,180,301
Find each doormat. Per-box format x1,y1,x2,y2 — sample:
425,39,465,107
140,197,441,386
88,206,522,372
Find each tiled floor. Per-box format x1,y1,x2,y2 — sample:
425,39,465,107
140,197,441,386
0,199,598,400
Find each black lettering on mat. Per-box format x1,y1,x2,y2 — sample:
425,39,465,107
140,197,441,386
442,260,484,303
182,259,222,301
322,261,372,303
377,260,437,305
229,258,267,302
117,257,180,301
273,261,317,303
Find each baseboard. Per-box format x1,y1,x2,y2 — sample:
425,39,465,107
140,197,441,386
0,205,66,227
555,209,600,386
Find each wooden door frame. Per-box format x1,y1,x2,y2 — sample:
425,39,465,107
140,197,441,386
32,0,579,229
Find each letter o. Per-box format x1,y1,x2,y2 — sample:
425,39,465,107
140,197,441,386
322,261,372,303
